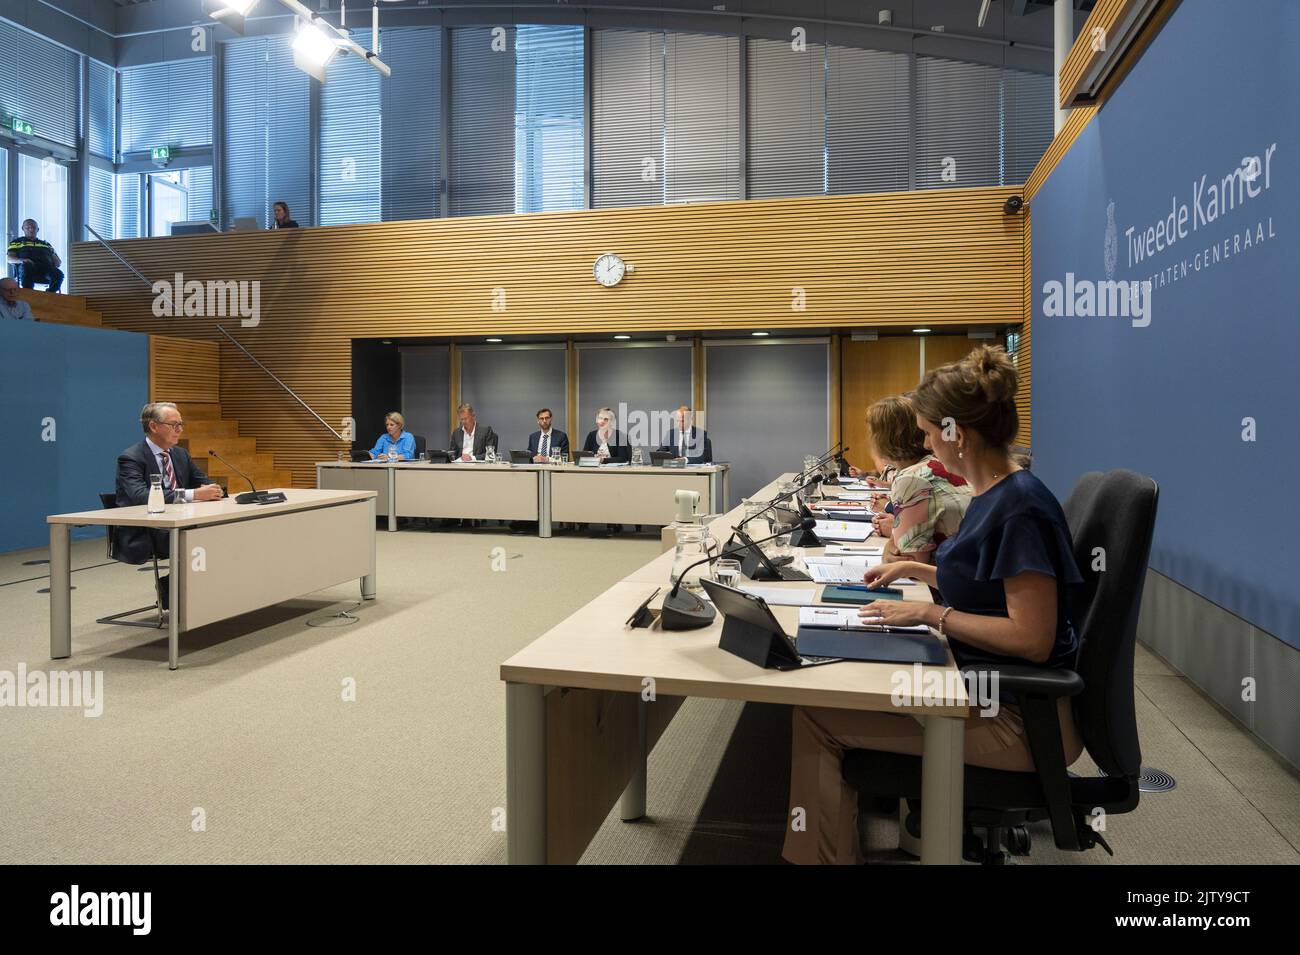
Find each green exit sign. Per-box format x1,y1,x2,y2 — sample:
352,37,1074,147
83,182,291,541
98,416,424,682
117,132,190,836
10,118,33,136
151,145,171,162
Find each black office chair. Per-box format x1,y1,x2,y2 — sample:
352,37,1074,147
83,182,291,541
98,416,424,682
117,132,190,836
95,492,166,630
842,469,1159,863
412,434,427,459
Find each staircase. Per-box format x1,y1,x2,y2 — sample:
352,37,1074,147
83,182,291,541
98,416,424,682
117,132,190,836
16,289,104,327
176,401,294,492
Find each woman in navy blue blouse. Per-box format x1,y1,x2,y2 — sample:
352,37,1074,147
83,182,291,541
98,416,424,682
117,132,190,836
783,345,1085,865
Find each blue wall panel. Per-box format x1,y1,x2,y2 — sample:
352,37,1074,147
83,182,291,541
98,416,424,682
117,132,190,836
0,323,148,553
1030,0,1299,645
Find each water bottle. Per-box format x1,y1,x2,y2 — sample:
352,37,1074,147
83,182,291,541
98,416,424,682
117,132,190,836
147,474,165,514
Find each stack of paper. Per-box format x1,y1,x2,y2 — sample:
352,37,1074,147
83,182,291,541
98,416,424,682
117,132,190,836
798,605,930,634
812,519,873,542
804,554,881,583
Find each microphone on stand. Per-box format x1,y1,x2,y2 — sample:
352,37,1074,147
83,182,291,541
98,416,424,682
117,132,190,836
661,518,817,630
208,449,287,505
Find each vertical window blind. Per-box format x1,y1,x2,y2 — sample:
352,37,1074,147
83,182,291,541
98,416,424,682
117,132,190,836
380,28,442,221
0,20,79,148
88,59,116,160
827,45,911,194
514,24,584,214
593,29,740,208
319,50,381,225
449,26,517,217
746,37,826,199
120,57,213,156
222,35,310,227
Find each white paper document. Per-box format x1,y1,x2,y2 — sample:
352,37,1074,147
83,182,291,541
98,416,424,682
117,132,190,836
798,605,930,634
813,519,873,542
805,556,880,583
739,586,817,606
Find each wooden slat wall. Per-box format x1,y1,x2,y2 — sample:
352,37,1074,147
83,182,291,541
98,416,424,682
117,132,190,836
1059,0,1177,109
149,335,220,404
72,187,1024,487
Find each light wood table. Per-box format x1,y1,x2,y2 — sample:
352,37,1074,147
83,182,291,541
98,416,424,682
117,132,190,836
317,461,730,537
500,474,969,865
549,464,729,525
48,489,377,670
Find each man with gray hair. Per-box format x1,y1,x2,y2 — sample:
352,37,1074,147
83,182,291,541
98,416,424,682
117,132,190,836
448,402,499,462
115,403,224,602
0,277,37,321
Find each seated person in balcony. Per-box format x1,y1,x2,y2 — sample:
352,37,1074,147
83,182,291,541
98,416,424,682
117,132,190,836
271,201,299,229
449,403,499,461
658,405,712,463
7,219,63,293
528,408,569,462
116,402,224,606
369,411,416,461
582,407,630,463
0,278,38,321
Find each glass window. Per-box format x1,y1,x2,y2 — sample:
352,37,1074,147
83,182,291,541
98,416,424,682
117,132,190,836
17,153,68,274
148,171,188,237
514,24,584,214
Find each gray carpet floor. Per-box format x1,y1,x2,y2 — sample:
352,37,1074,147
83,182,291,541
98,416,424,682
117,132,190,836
1,528,1295,865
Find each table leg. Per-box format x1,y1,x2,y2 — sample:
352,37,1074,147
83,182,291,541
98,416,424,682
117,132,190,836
920,712,965,864
538,470,551,539
620,695,648,821
386,467,397,532
168,528,180,670
49,524,71,660
361,497,377,600
506,682,547,864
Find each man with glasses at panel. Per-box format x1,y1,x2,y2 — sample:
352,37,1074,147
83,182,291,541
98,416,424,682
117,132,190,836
115,403,224,605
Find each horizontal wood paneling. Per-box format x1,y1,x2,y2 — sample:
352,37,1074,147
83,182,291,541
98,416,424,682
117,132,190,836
150,335,219,403
72,188,1024,486
1059,0,1174,110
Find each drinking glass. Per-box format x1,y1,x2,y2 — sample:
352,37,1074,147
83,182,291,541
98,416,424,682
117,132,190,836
631,447,645,466
713,558,742,588
485,445,497,464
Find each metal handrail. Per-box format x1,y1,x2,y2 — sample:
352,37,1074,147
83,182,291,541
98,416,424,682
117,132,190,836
83,223,153,291
216,325,348,442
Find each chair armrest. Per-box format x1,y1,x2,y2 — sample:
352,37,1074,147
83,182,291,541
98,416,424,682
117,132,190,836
962,664,1084,698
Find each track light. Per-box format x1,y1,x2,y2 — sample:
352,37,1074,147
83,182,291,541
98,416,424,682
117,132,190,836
292,19,340,82
977,0,991,29
203,0,257,35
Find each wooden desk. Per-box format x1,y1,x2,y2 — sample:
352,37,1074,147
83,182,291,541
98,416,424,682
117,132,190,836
316,461,730,537
48,489,377,670
500,475,969,865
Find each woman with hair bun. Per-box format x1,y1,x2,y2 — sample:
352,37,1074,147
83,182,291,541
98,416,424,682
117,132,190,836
783,345,1085,865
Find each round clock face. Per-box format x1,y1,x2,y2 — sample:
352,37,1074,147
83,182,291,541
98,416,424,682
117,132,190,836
593,253,626,287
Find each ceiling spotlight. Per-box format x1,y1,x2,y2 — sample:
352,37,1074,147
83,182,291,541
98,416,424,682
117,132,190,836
292,19,339,82
978,0,991,29
614,334,631,340
485,338,502,343
751,331,769,337
913,328,931,334
203,0,257,34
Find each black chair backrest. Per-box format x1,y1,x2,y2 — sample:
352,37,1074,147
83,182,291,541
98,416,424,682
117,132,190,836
1062,469,1159,779
412,434,427,458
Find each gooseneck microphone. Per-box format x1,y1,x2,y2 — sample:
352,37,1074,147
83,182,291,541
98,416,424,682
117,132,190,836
662,518,818,630
208,449,287,505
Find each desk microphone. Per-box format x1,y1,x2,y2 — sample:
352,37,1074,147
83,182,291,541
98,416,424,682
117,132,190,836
207,449,287,505
662,518,817,630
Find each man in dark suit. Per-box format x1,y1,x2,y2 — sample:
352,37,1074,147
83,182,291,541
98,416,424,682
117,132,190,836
115,402,225,605
448,402,500,461
527,408,570,462
659,405,713,464
581,407,631,463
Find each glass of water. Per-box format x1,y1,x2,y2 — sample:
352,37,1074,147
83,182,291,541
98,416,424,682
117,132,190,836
713,558,742,588
631,447,645,466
